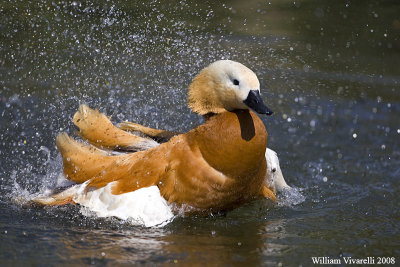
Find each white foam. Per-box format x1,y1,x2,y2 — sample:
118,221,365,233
73,183,174,227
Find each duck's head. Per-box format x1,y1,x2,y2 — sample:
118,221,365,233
188,60,273,116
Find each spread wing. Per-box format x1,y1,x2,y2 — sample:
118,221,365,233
118,121,179,143
56,133,167,194
73,105,159,151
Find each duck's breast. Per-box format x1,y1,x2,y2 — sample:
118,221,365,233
191,110,268,178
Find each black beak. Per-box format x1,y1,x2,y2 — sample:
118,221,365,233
243,90,273,115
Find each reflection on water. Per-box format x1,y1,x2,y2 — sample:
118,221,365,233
59,229,168,264
1,0,400,266
53,204,293,265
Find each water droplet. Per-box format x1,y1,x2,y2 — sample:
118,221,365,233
303,65,310,72
323,177,328,182
314,8,324,18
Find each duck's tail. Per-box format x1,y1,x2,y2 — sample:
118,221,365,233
73,104,159,151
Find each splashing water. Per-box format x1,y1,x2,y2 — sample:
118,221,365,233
9,146,175,228
9,142,302,228
1,0,400,265
277,187,306,207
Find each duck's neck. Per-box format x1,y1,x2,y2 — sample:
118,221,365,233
202,112,216,121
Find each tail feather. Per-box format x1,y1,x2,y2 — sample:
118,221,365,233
73,104,158,151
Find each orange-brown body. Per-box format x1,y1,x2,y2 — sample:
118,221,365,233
58,110,271,213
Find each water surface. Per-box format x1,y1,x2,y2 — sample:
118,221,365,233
1,0,399,266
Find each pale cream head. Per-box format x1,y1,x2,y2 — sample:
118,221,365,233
188,60,266,115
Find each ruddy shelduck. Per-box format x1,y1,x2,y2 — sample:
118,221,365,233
34,60,289,217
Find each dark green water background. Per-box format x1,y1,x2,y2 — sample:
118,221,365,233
1,0,399,266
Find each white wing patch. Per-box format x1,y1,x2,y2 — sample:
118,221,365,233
73,183,174,227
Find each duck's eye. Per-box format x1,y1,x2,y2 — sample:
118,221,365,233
233,79,240,86
272,168,276,173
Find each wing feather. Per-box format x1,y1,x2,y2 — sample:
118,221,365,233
73,105,158,151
